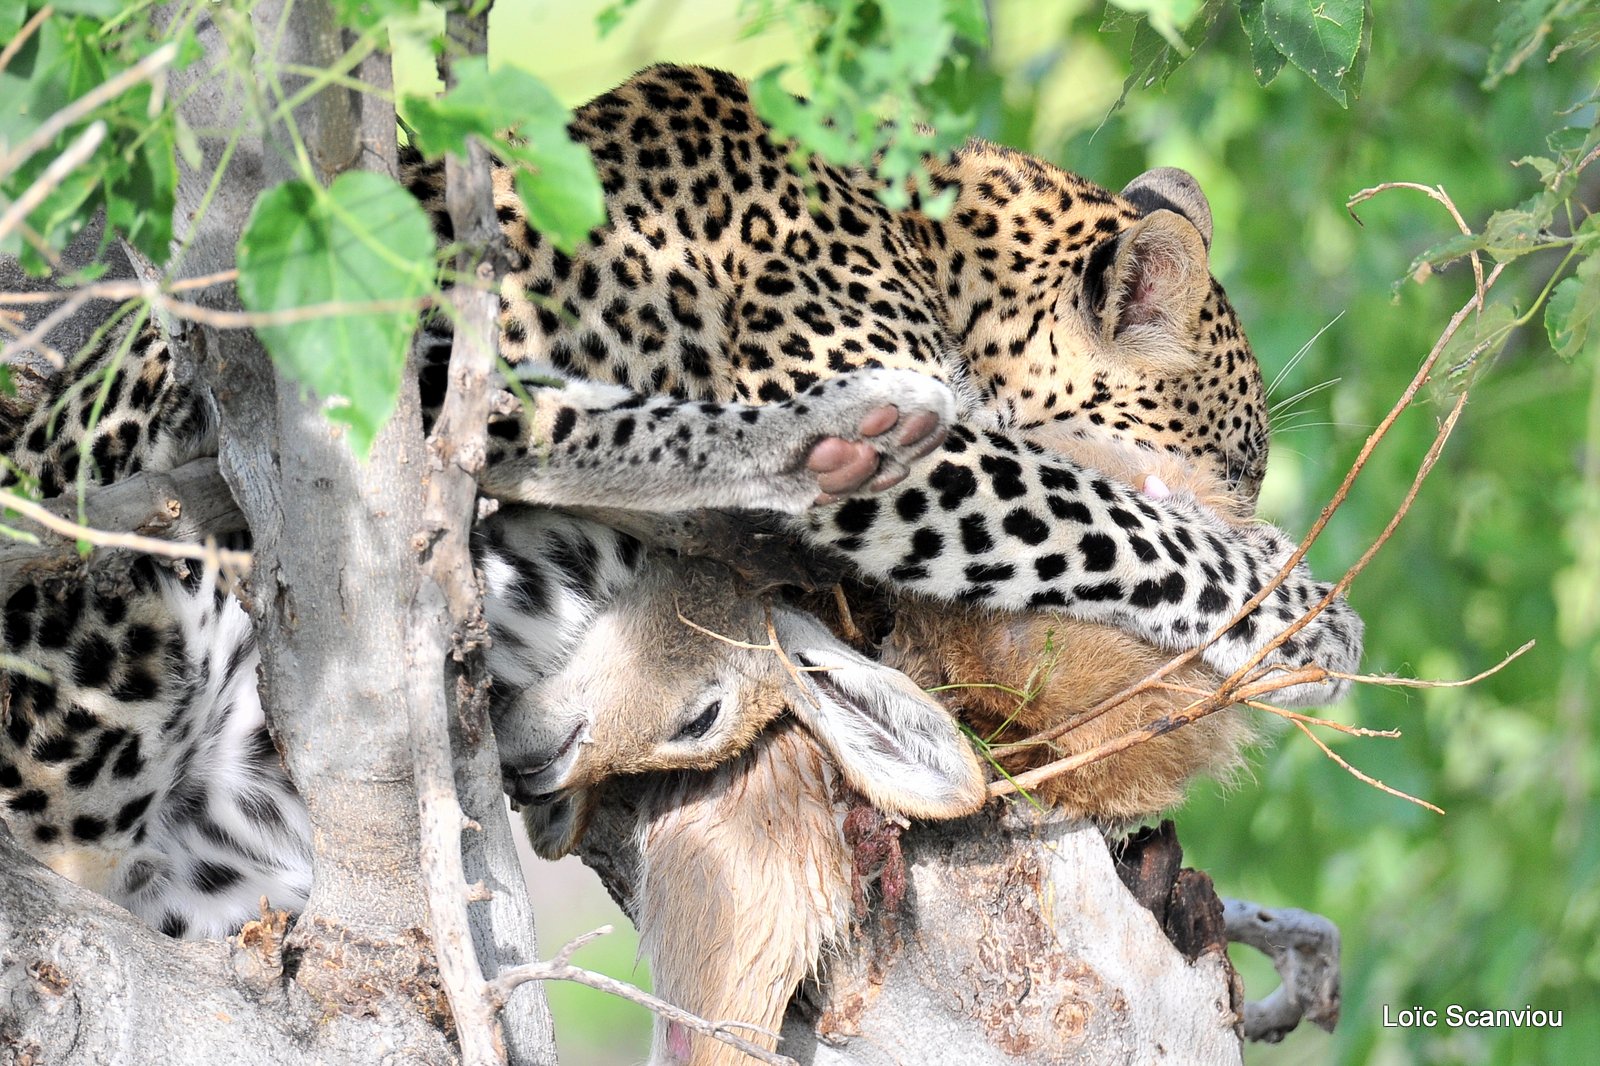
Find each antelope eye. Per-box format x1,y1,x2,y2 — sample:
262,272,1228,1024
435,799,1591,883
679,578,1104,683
673,698,721,742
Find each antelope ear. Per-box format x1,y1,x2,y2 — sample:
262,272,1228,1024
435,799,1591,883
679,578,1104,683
770,607,986,820
520,791,596,860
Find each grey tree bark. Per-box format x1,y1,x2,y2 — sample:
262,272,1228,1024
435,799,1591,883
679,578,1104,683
4,3,556,1064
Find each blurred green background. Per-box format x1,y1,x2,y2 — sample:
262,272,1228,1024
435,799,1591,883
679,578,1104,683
411,1,1599,1062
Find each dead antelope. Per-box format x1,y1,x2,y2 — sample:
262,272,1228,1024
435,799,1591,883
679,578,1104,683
492,432,1306,1065
504,427,1263,851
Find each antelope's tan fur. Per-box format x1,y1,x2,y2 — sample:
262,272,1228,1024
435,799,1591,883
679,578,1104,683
627,722,852,1066
535,438,1261,1066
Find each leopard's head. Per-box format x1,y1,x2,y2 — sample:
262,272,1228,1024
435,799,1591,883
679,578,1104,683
940,154,1270,507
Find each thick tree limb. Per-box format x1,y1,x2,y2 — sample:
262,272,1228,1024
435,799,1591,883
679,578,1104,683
0,826,452,1064
1222,898,1341,1043
578,793,1246,1065
0,459,248,597
153,3,552,1059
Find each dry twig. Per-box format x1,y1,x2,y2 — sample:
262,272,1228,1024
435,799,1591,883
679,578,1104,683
1348,182,1485,308
1,484,251,577
490,927,798,1066
0,123,107,248
0,278,429,351
1330,639,1534,689
1289,718,1444,814
0,4,51,77
674,601,829,707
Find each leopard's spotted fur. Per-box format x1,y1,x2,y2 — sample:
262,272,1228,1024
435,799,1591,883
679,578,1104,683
1,64,1361,939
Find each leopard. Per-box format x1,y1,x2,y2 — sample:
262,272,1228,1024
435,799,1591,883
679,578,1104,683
0,63,1362,939
436,65,1361,699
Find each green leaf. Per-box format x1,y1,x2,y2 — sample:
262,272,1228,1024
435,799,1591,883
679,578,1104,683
742,0,985,218
595,0,644,37
1477,197,1557,259
1106,0,1204,48
1437,301,1517,392
327,0,419,32
1403,189,1559,285
0,364,13,398
1484,0,1564,88
749,69,857,162
943,0,991,44
404,59,605,253
1111,0,1225,110
0,0,25,40
1545,254,1600,361
236,172,435,455
1238,0,1288,84
1261,0,1366,106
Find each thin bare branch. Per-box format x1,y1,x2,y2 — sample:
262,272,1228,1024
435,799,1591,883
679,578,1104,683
1291,718,1444,814
1200,389,1473,718
0,459,249,595
489,928,798,1066
1347,181,1484,309
1,483,251,576
989,389,1470,796
832,582,865,644
674,602,830,706
1,287,94,368
1330,639,1533,688
0,4,51,77
0,278,429,341
1150,681,1402,738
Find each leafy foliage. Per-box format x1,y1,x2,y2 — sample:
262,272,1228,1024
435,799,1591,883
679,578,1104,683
741,0,989,214
1105,0,1371,107
0,2,180,274
1547,239,1600,360
236,172,435,455
1052,3,1600,1063
1102,0,1227,109
404,58,606,253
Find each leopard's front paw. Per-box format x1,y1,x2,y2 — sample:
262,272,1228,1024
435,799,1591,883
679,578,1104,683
792,369,955,504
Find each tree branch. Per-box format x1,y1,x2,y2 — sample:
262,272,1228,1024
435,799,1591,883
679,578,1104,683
0,825,440,1063
0,458,249,596
1222,898,1341,1043
404,7,526,1061
490,928,799,1066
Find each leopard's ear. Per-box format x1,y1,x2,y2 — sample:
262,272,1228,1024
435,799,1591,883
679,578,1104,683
1121,166,1213,249
1095,209,1211,371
